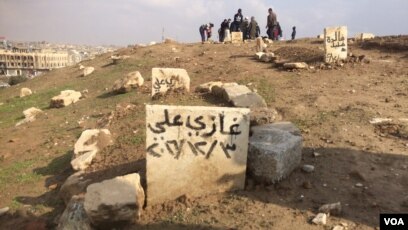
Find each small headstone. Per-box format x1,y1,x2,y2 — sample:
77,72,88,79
84,173,145,226
146,105,250,205
248,122,303,183
255,52,265,60
224,29,232,42
50,90,82,108
71,129,113,171
256,37,264,52
324,26,348,63
231,32,243,44
112,71,144,94
83,67,95,77
151,68,190,97
20,88,32,98
356,33,375,40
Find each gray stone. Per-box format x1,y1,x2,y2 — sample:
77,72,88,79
50,90,82,108
84,173,145,226
302,164,315,173
20,88,32,98
146,105,250,206
312,213,327,225
71,129,113,171
211,82,239,96
59,171,92,205
112,71,144,94
248,122,303,183
57,195,92,230
319,202,342,215
221,84,252,102
231,92,267,108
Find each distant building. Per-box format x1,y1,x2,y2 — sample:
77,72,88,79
0,46,69,76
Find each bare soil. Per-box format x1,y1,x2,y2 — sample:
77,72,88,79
0,36,407,230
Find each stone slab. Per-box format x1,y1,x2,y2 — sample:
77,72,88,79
231,32,243,44
146,105,250,205
248,122,302,183
151,68,190,97
324,26,348,63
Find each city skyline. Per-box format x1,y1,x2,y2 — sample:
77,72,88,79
1,0,407,46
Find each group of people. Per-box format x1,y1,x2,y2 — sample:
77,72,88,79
199,8,297,43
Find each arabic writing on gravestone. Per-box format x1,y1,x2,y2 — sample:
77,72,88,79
146,109,242,159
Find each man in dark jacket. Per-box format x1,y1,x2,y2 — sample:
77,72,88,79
241,17,250,39
231,9,243,32
199,23,214,43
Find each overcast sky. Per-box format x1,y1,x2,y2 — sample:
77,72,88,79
1,0,407,46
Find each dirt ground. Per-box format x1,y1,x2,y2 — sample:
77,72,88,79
0,36,407,230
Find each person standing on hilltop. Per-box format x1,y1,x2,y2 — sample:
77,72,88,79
248,16,260,39
266,8,277,40
199,23,214,44
219,19,227,42
231,9,243,32
291,26,296,40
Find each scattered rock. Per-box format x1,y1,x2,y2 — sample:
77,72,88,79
248,122,303,184
349,170,366,181
211,82,239,96
355,183,364,187
50,90,82,108
59,171,92,205
195,81,223,93
20,88,32,97
313,152,321,157
112,71,144,94
283,62,309,69
15,107,44,126
111,55,130,64
220,84,252,101
79,64,85,70
302,165,315,173
319,202,342,215
83,67,95,77
260,53,275,63
0,207,10,216
312,213,327,225
333,226,345,230
231,92,267,108
369,118,393,124
255,52,265,60
249,107,281,126
71,129,113,171
57,195,92,230
84,173,145,227
48,184,58,190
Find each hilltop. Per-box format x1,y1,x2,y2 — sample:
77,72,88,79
0,36,407,229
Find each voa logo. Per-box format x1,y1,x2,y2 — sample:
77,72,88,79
384,218,405,226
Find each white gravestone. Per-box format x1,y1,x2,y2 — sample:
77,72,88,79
324,26,347,63
151,68,190,97
231,32,243,44
146,105,250,205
